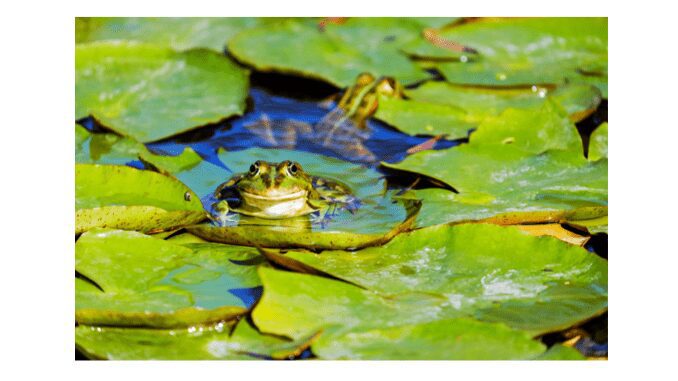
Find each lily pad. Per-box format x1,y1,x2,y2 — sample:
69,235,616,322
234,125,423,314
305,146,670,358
76,229,264,327
384,144,607,227
432,18,607,93
75,320,314,360
374,96,474,138
228,19,430,87
76,41,249,142
405,81,602,123
75,124,202,172
187,148,419,250
313,319,545,360
469,99,582,155
75,164,206,233
76,17,265,51
588,122,608,161
266,223,607,334
535,344,586,360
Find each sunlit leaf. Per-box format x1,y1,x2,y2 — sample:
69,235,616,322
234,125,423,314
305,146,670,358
267,223,607,334
76,229,264,327
588,122,608,161
433,18,607,94
76,320,314,360
76,17,265,51
76,41,249,142
229,19,429,87
75,164,206,233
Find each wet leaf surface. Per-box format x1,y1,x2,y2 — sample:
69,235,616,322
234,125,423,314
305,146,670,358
76,320,314,360
228,19,430,87
76,41,249,142
588,122,608,161
76,229,264,327
314,318,545,360
76,17,265,51
431,18,607,93
266,224,607,335
75,164,206,233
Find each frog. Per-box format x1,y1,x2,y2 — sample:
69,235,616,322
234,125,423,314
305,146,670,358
244,73,403,164
210,159,357,223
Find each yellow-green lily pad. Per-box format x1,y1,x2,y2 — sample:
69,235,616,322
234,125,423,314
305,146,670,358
75,124,202,172
76,41,249,142
405,81,602,123
588,122,608,161
75,164,206,233
313,319,546,360
76,229,265,328
76,320,314,360
76,17,265,51
228,18,430,87
432,18,607,94
265,223,607,335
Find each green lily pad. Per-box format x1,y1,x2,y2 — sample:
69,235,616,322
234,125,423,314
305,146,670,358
384,144,607,227
76,41,249,142
469,99,582,155
252,267,449,341
588,122,608,161
75,124,202,172
432,18,607,93
535,344,586,360
75,320,314,360
405,81,602,123
76,229,265,327
75,164,206,233
266,223,607,334
187,148,419,250
76,17,265,51
374,95,474,138
314,319,545,360
228,19,429,87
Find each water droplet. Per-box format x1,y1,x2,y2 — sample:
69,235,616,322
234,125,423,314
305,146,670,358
460,55,468,63
531,85,538,92
538,88,548,98
496,73,507,81
184,192,192,201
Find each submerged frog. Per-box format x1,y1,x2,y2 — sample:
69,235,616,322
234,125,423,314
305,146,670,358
245,73,403,163
211,160,356,223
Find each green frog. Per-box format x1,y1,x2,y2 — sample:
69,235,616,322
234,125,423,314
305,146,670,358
245,73,403,163
211,160,356,223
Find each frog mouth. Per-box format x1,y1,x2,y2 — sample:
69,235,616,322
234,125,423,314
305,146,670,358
239,189,307,201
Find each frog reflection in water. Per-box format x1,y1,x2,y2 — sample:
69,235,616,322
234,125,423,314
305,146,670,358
246,73,403,163
211,160,357,225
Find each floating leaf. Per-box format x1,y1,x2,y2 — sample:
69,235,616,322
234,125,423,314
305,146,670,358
374,96,474,138
76,41,249,142
405,81,601,123
535,344,586,360
76,17,265,51
432,18,607,93
187,148,418,250
469,100,582,155
75,164,206,233
229,19,429,87
384,145,607,227
76,320,314,360
76,229,264,327
588,123,608,161
314,319,545,360
75,124,202,172
267,223,607,335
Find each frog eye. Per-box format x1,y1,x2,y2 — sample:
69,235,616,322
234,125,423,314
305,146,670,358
249,162,259,175
288,162,299,175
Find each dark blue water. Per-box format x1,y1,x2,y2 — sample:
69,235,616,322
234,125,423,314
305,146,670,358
144,86,461,169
